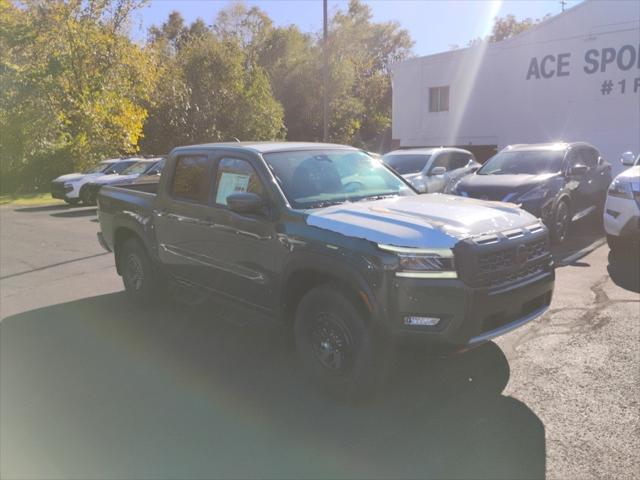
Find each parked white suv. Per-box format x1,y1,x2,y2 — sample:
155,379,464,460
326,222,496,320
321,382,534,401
604,152,640,251
382,147,479,193
50,159,137,205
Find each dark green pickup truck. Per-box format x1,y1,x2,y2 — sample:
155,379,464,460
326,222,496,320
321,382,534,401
97,142,555,397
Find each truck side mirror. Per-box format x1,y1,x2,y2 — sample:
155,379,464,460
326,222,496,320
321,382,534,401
430,166,446,176
227,192,264,215
621,151,636,166
569,164,588,176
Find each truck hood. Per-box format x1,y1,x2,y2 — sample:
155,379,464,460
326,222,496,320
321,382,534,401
306,194,539,249
457,173,558,201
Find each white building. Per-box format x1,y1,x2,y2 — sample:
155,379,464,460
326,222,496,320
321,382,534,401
391,0,640,174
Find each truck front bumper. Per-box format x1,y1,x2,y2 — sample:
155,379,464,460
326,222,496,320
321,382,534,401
386,269,554,347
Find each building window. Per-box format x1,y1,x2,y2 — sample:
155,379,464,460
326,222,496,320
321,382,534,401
429,86,449,112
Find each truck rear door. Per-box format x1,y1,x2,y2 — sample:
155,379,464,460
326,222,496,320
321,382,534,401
153,153,219,287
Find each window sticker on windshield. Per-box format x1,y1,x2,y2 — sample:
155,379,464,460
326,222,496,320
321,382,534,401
216,172,250,205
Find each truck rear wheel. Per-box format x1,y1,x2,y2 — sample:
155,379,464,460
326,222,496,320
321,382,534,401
119,238,160,306
294,285,385,400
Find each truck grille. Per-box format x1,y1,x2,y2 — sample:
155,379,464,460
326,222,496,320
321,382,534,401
455,231,551,289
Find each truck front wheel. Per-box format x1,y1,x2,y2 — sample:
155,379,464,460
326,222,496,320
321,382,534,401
294,285,385,400
119,238,160,306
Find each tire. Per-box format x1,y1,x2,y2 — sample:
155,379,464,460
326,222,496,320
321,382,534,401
294,285,386,400
550,200,570,244
118,238,161,306
64,198,80,206
80,187,95,206
607,234,624,252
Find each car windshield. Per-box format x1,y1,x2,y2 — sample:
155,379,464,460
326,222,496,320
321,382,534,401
264,149,415,209
478,150,565,175
144,159,164,175
83,163,113,174
121,161,155,175
104,161,138,175
383,154,431,175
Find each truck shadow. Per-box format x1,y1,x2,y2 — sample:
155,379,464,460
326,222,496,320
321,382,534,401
1,293,545,479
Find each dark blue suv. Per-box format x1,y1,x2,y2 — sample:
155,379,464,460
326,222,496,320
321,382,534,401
451,142,612,243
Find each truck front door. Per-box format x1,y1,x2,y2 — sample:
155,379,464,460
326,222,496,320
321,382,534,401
204,155,280,312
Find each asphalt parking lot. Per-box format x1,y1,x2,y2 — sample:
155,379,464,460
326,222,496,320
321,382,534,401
1,203,638,480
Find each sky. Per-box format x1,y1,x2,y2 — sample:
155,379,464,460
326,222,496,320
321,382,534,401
131,0,584,56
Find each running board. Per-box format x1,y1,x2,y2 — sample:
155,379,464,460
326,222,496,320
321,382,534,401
572,205,596,222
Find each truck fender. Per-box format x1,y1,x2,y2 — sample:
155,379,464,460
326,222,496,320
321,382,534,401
279,251,385,328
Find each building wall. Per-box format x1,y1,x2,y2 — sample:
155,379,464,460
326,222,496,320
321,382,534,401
391,0,640,174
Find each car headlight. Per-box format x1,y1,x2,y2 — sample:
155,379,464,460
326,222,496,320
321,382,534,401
64,181,75,188
378,244,457,278
608,177,633,199
515,185,549,202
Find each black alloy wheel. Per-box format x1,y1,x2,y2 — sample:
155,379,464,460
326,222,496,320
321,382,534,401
551,200,570,244
294,285,386,400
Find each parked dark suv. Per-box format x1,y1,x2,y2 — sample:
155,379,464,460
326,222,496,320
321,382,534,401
451,142,612,243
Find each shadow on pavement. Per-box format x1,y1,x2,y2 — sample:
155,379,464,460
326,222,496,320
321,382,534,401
607,250,640,293
553,214,605,266
0,293,546,480
14,203,75,212
50,207,97,218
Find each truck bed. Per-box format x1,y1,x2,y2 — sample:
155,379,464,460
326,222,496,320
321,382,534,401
97,184,157,250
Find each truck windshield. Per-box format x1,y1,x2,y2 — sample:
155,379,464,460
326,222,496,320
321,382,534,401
478,150,564,175
383,154,431,175
264,150,415,209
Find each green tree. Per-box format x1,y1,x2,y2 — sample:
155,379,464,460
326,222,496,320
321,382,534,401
0,0,158,191
141,30,285,154
326,0,413,147
466,13,553,46
489,13,551,42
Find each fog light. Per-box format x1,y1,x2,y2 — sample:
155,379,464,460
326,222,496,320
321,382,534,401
404,316,440,326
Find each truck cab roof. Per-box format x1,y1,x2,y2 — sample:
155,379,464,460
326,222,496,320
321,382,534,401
171,142,358,155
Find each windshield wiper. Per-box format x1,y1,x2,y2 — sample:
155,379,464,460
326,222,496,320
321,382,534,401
304,200,347,209
355,193,399,202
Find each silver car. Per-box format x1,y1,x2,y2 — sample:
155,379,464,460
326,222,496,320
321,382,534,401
383,147,480,193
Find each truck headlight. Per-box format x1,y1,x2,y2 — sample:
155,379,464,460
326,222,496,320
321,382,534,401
378,244,457,278
608,178,633,199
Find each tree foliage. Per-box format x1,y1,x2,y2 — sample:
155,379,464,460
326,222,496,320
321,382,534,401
489,13,552,42
466,13,552,47
1,0,158,191
1,0,413,192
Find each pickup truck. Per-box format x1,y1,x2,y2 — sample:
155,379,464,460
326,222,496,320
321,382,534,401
97,142,555,397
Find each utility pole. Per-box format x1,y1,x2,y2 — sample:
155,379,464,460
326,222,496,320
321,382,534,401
560,0,567,12
322,0,329,142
